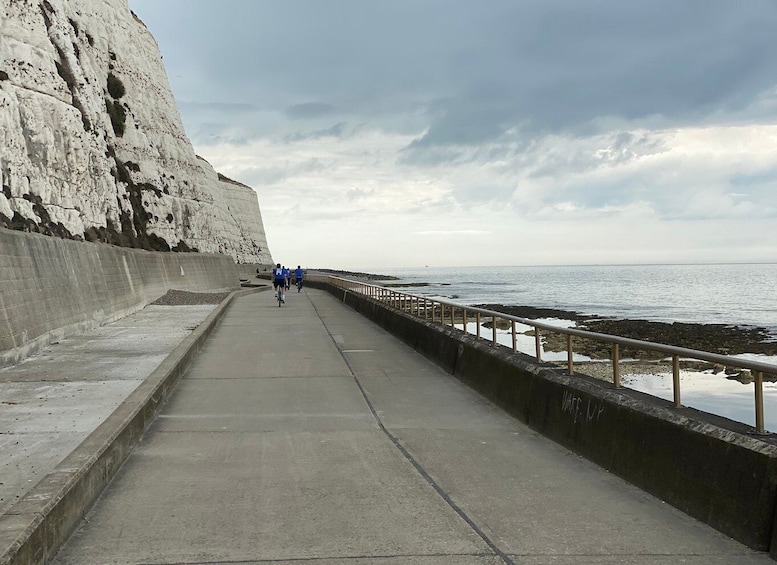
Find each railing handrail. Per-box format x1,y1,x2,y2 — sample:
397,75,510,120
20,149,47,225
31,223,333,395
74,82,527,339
314,273,777,434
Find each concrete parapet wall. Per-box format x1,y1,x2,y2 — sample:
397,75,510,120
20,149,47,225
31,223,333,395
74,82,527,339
315,280,777,555
0,228,239,367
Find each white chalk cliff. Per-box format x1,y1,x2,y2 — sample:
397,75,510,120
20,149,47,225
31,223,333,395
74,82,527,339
0,0,273,264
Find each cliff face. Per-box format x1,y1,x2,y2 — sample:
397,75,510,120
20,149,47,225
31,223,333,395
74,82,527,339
0,0,272,264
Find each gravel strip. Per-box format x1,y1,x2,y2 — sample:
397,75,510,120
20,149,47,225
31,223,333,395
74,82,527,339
150,289,232,306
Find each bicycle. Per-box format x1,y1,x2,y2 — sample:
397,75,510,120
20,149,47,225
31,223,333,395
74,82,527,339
271,264,286,307
273,280,285,307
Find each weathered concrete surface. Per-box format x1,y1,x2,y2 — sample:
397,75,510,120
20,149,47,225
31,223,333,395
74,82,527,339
0,228,239,367
0,304,214,514
50,289,771,564
0,287,265,565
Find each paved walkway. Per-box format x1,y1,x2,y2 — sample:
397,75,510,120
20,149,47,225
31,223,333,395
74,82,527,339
39,288,770,564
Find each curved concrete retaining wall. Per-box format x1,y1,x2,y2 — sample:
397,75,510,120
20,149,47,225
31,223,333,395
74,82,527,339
235,263,274,282
313,280,777,556
0,228,239,367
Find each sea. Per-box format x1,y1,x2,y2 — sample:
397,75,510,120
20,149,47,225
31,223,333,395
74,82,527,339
373,263,777,431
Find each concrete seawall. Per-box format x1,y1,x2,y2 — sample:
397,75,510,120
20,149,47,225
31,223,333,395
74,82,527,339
312,279,777,555
0,228,239,367
235,263,274,282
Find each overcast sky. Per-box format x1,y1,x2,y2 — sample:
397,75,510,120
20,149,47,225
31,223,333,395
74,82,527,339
127,0,777,269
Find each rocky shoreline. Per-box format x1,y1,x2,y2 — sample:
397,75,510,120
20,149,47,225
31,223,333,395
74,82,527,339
476,304,777,382
476,304,777,358
314,268,400,281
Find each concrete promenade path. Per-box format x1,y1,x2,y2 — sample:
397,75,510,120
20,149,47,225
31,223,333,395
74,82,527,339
50,288,771,564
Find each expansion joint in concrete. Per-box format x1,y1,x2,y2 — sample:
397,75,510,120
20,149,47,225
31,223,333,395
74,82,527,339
307,292,515,565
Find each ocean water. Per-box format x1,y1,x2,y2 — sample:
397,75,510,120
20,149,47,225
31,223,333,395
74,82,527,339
375,263,777,430
378,263,777,332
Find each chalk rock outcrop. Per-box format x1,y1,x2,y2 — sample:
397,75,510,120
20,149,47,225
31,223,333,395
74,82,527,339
0,0,272,264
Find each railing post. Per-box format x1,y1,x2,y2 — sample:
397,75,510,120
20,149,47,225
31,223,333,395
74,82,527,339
535,328,542,362
450,306,455,329
567,334,574,375
511,321,517,352
612,343,620,388
673,354,681,407
755,371,765,434
492,316,497,345
424,298,428,320
476,312,481,339
463,309,468,335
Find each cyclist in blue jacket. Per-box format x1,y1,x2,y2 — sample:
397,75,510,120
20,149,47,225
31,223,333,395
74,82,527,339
282,265,291,291
294,266,304,291
272,263,285,302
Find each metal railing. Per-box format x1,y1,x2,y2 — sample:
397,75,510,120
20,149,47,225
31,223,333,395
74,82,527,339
317,274,777,435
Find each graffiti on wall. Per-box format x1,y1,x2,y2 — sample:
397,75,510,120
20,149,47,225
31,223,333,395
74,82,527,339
562,390,604,425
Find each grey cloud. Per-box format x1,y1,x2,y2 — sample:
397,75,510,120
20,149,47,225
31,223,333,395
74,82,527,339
186,123,256,146
454,182,515,205
519,131,668,179
730,168,777,189
178,101,257,114
133,0,777,156
282,122,354,143
400,137,528,169
402,1,777,156
285,102,337,120
240,158,328,186
593,133,669,165
541,174,777,221
345,188,376,201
